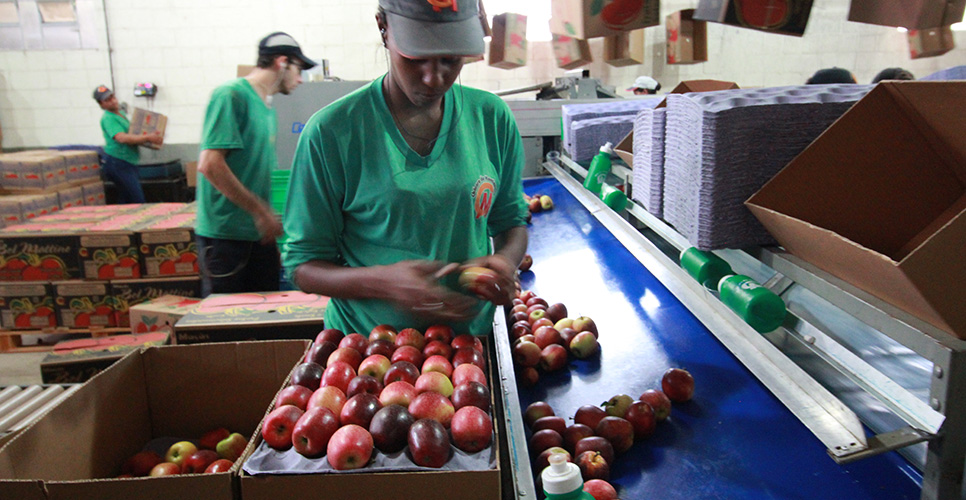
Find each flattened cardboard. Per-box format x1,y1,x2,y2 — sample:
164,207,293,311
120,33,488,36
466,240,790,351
489,13,528,69
695,0,813,37
848,0,966,30
603,29,645,66
908,26,955,59
667,9,708,64
0,340,308,500
40,331,170,384
746,81,966,338
174,291,328,344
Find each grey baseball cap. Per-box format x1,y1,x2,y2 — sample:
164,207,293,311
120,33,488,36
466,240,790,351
258,32,317,69
379,0,484,58
93,85,113,102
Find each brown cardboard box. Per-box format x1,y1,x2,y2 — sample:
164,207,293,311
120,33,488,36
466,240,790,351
0,340,308,500
111,276,201,328
14,152,68,191
908,26,955,59
128,294,201,334
78,231,141,280
694,0,813,37
128,108,167,151
184,161,198,187
53,280,115,328
59,150,100,183
0,282,56,330
39,331,170,384
0,229,81,281
667,9,707,64
80,180,106,205
550,0,660,39
489,13,528,69
552,34,593,69
174,291,328,344
746,82,966,339
604,29,645,66
848,0,966,30
56,185,84,210
138,207,198,278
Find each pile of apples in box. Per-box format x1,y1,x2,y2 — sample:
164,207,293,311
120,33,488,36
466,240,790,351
118,428,247,477
259,324,494,470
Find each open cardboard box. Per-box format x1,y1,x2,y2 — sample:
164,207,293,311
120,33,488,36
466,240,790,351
0,340,308,500
747,81,966,339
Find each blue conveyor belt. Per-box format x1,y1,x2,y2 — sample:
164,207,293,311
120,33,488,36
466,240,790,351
518,177,921,500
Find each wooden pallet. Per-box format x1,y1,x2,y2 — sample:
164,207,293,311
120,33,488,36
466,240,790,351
0,327,129,353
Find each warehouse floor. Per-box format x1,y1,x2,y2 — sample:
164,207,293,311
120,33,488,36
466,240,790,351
0,353,46,386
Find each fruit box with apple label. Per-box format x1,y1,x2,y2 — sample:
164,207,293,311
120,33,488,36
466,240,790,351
54,280,115,328
693,0,814,37
173,291,329,345
39,330,170,384
0,339,310,500
0,231,81,282
137,212,199,278
111,277,201,329
239,336,502,500
78,232,141,280
549,0,660,40
128,294,201,334
0,282,56,330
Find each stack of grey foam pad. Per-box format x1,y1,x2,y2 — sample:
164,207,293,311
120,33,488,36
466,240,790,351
662,84,874,250
921,65,966,80
562,97,662,162
631,107,667,218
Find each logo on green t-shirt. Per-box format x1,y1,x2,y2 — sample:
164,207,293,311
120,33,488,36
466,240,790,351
472,175,496,219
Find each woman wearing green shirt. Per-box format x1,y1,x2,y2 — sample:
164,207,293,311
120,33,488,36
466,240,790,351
283,0,529,336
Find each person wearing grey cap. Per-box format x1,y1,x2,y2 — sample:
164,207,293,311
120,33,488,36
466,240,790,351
282,0,529,336
195,32,316,296
93,85,163,203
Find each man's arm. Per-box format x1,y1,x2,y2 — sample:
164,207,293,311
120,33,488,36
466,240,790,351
198,148,282,243
113,131,163,147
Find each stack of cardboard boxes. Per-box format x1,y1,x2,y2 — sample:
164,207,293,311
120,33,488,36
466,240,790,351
0,149,105,229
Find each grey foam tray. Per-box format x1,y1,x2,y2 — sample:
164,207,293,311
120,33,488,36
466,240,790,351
562,97,662,160
571,115,635,163
631,107,667,218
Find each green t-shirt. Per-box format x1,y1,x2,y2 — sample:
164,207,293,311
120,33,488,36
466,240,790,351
100,110,139,165
196,78,278,241
282,76,528,336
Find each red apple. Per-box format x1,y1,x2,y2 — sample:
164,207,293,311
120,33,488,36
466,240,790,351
384,360,420,386
511,303,528,315
584,479,619,500
408,391,455,427
639,389,672,421
326,424,374,470
453,347,487,373
539,344,568,372
510,310,530,325
340,392,383,428
216,432,247,461
624,401,657,440
662,367,695,402
321,360,356,394
380,381,418,407
165,441,198,468
181,449,219,474
364,339,396,359
369,324,397,343
307,385,347,416
559,327,579,349
576,451,610,481
595,416,634,454
451,334,483,353
395,327,425,350
415,371,454,397
452,363,487,387
421,355,454,378
527,304,548,318
518,254,533,271
290,362,324,391
346,375,383,398
574,405,607,429
358,354,391,381
524,401,555,428
546,303,568,323
563,424,595,454
529,428,564,457
370,404,415,453
121,450,163,477
532,415,566,435
526,296,549,309
535,447,571,472
458,266,500,298
519,366,539,386
451,381,490,411
424,324,454,344
305,340,338,367
292,406,339,458
518,290,537,303
327,347,363,371
422,340,453,360
569,331,599,358
391,345,424,367
275,385,313,411
574,436,615,466
533,326,562,349
315,328,345,345
511,321,532,339
531,317,554,331
571,316,598,338
204,459,233,473
261,405,303,450
450,406,493,453
408,418,451,468
339,333,369,354
149,462,181,476
198,427,231,451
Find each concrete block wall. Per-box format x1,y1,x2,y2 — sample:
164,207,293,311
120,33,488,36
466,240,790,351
0,0,964,151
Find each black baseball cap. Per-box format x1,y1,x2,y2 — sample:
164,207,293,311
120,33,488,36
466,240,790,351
93,85,113,102
806,67,856,85
258,32,317,69
379,0,484,58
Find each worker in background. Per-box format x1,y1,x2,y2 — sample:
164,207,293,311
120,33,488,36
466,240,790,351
94,86,162,203
283,0,529,336
628,76,661,95
806,67,857,84
872,67,915,83
195,32,316,296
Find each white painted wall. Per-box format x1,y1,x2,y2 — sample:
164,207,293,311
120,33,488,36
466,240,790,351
0,0,964,150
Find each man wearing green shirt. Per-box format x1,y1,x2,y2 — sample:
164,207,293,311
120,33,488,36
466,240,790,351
94,86,162,203
196,32,315,296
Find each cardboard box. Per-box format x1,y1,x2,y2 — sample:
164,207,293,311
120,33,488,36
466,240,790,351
0,282,56,330
80,180,106,206
848,0,966,30
56,185,84,210
908,26,955,59
694,0,814,37
604,28,645,66
59,150,100,183
111,277,201,328
128,108,167,151
552,34,593,69
174,291,328,344
0,230,81,281
138,208,198,277
667,9,707,64
184,161,198,187
0,195,30,226
0,340,308,500
550,0,660,39
746,82,966,339
489,13,528,69
6,152,68,191
39,331,170,384
129,294,201,334
54,280,115,328
78,231,141,280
